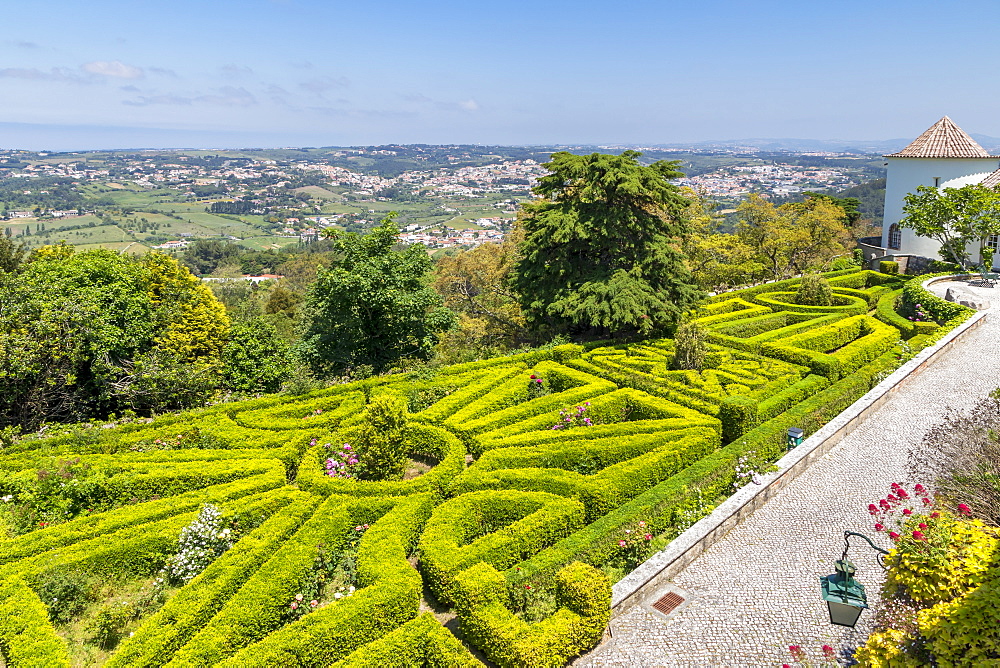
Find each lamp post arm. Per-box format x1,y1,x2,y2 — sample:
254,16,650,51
844,531,891,556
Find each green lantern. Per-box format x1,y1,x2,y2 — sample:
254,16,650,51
786,427,804,450
820,559,867,628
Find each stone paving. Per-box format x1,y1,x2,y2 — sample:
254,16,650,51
579,280,999,667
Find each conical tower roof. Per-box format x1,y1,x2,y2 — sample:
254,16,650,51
886,116,995,158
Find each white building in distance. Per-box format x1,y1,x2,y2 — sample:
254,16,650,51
882,116,1000,266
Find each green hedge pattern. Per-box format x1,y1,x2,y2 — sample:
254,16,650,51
0,268,971,667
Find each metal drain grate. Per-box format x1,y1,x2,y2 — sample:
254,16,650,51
651,591,685,615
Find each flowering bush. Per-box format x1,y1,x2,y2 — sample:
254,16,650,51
165,504,235,584
527,373,548,399
323,440,360,478
287,526,367,619
907,303,931,323
732,450,766,488
550,402,593,430
855,483,1000,666
783,643,838,667
614,521,653,570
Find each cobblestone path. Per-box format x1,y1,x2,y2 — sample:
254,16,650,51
579,282,998,667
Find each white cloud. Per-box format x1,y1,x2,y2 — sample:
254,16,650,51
458,99,480,111
82,60,144,79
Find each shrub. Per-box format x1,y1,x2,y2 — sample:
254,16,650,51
32,567,96,624
353,394,410,481
795,273,833,306
87,600,135,648
879,259,900,274
671,320,708,370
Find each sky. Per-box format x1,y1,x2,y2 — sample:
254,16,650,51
3,0,1000,150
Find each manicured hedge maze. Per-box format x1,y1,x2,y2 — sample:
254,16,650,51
0,270,973,667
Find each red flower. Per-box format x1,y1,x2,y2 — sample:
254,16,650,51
902,508,913,516
913,530,926,541
530,374,536,379
915,483,926,494
874,523,885,531
889,531,901,540
930,511,941,519
868,503,879,515
887,493,898,503
822,645,836,660
525,584,532,589
891,482,901,490
879,499,891,510
918,523,928,530
958,503,972,516
922,497,932,506
896,489,909,500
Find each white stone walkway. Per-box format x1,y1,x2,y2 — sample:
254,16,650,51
579,281,999,667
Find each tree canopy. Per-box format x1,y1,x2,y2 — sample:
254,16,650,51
513,151,702,338
0,248,230,428
298,215,455,375
899,184,1000,268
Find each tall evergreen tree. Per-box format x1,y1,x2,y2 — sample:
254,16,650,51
513,151,702,338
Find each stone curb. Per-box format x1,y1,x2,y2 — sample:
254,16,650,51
610,307,989,613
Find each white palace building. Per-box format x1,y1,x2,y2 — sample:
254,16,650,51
879,116,1000,269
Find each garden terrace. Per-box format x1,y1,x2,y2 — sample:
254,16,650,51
0,268,974,667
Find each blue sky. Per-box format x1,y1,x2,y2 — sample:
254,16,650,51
3,0,1000,150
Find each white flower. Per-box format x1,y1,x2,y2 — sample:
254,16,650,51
334,592,342,599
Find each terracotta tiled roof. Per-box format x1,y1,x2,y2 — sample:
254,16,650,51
981,168,1000,189
886,116,995,158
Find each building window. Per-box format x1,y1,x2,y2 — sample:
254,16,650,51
987,235,999,250
888,224,902,250
933,177,941,187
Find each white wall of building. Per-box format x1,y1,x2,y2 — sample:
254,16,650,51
882,157,999,259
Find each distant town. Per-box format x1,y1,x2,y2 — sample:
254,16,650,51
0,144,884,257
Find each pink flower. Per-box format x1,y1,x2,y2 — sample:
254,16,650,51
918,523,928,530
889,531,901,540
290,602,298,610
868,503,879,515
891,482,901,490
922,497,932,506
896,489,909,500
913,530,926,541
914,483,926,494
638,521,646,528
887,493,898,503
902,508,913,516
619,540,627,547
822,645,836,660
958,503,972,516
879,499,891,510
644,533,652,540
310,600,318,607
930,511,941,519
343,444,351,450
295,593,303,601
874,523,885,532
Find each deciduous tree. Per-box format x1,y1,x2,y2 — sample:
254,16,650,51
298,214,455,375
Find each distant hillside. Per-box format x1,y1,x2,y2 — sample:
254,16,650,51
837,178,885,226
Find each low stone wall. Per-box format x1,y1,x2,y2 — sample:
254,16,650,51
610,308,989,613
